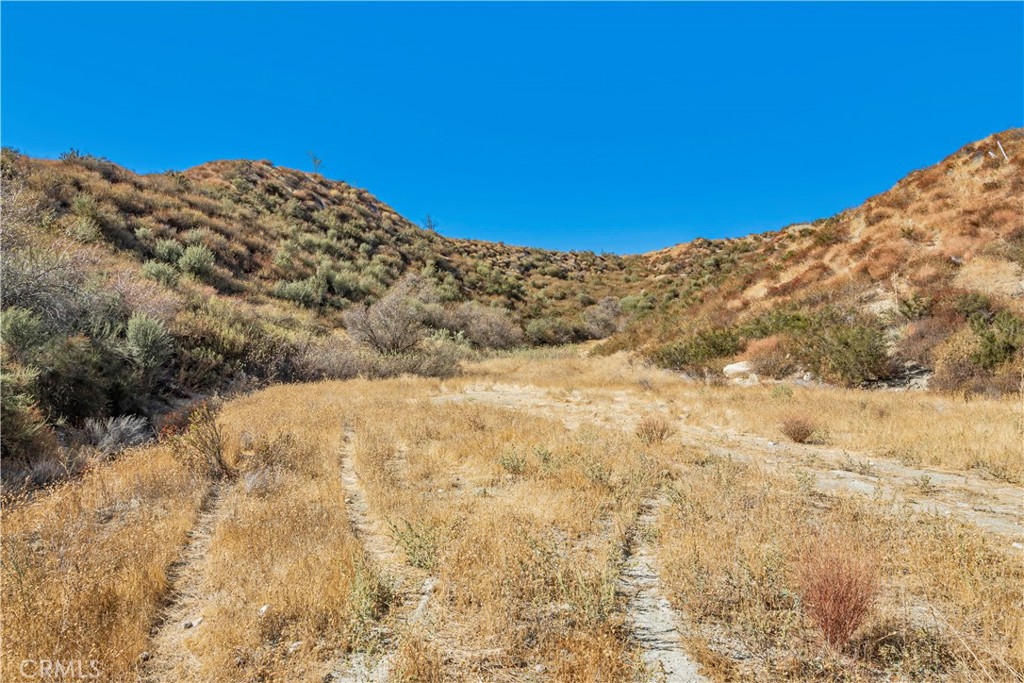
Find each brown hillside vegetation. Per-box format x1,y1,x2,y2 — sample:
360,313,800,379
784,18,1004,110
605,130,1023,393
1,130,1022,485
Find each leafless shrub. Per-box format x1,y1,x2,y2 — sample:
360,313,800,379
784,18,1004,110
583,296,625,339
635,415,675,445
343,276,428,353
292,336,367,381
83,415,153,456
0,240,102,331
797,539,879,649
452,301,522,349
780,413,818,444
108,268,180,322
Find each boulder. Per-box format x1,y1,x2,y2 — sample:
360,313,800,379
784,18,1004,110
722,361,753,378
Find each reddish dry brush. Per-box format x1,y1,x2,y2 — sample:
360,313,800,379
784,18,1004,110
797,539,879,649
779,413,818,444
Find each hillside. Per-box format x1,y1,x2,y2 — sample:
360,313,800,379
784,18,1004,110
1,130,1022,481
603,129,1024,393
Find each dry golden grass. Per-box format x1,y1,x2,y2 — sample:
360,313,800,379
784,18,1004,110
1,445,208,681
655,454,1023,681
3,351,1021,682
464,352,1024,481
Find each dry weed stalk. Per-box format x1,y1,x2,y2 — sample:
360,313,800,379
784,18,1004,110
797,538,879,649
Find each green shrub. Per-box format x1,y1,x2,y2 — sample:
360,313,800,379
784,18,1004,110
649,328,742,373
34,335,111,421
272,276,327,308
971,310,1024,370
1,307,49,356
154,239,184,264
0,363,59,464
141,260,179,287
897,293,934,321
125,313,173,388
798,310,891,386
178,245,216,278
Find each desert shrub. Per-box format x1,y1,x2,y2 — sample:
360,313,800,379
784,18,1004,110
649,327,742,373
177,244,215,278
368,344,462,379
971,310,1024,370
797,310,891,386
0,240,94,330
452,302,522,349
952,292,993,322
931,330,984,393
33,335,111,421
140,260,179,287
525,317,588,346
897,293,934,321
1,307,50,356
344,276,432,354
746,335,799,379
82,415,153,455
738,308,813,340
153,238,184,264
635,415,675,445
583,296,624,339
812,218,849,246
797,539,879,648
896,316,956,368
125,313,173,389
620,292,657,314
292,336,366,381
779,413,818,444
0,363,59,465
272,276,327,309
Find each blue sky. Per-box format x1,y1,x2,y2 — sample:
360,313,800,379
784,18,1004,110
2,3,1021,254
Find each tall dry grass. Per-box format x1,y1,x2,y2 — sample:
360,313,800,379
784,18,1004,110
654,453,1023,681
462,353,1024,480
1,445,209,681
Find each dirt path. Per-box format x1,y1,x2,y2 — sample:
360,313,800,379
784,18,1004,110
618,498,708,683
329,430,437,683
435,384,1023,544
141,481,228,683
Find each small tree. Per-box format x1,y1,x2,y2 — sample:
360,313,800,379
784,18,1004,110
423,214,438,232
308,151,323,174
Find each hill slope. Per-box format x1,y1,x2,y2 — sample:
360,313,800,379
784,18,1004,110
1,130,1022,477
603,129,1023,392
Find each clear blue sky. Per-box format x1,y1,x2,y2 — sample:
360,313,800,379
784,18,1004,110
3,2,1021,254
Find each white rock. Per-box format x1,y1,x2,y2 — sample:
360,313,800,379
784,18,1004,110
722,361,753,378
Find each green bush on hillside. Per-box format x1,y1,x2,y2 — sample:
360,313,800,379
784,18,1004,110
141,260,179,287
649,328,742,373
178,245,216,278
154,239,184,264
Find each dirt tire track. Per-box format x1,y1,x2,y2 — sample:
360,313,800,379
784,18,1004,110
618,497,708,683
141,480,229,683
330,429,437,683
436,384,1023,542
